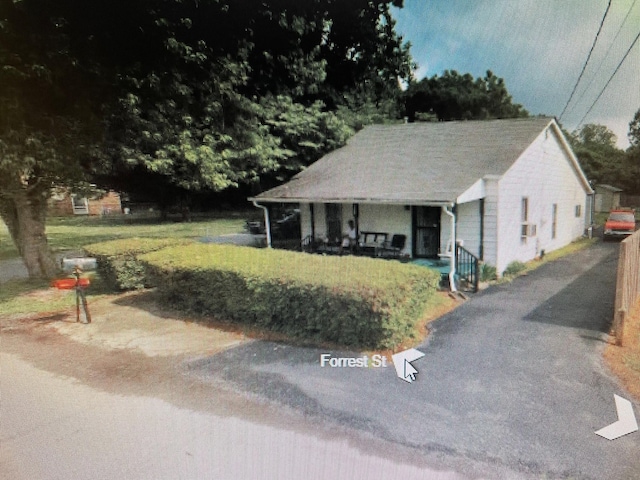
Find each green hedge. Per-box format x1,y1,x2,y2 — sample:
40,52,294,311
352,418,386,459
141,244,440,349
84,237,193,290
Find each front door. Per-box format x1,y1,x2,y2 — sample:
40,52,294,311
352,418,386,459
413,206,440,258
325,204,342,244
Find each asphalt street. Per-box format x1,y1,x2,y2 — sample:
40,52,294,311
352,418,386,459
187,241,640,479
2,353,474,480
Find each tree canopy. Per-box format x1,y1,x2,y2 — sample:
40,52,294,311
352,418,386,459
622,108,640,194
403,70,528,122
0,0,413,277
568,110,640,195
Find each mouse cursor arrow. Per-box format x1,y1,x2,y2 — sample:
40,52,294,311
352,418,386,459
392,348,425,383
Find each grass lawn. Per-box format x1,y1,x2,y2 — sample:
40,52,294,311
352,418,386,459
0,211,249,261
495,237,598,282
0,211,249,317
0,273,113,318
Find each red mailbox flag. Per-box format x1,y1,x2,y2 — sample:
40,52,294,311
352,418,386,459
51,278,90,290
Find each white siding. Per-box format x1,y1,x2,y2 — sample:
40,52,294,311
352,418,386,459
300,203,312,238
437,201,482,260
358,204,412,255
301,203,411,255
483,176,500,267
455,201,482,258
300,203,327,239
495,127,588,274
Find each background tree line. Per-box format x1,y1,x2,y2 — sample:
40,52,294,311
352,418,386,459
567,109,640,196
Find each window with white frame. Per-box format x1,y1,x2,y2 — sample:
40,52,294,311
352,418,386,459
521,197,529,243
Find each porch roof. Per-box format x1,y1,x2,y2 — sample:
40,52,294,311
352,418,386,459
252,117,556,205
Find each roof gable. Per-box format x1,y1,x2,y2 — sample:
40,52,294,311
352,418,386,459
255,117,560,204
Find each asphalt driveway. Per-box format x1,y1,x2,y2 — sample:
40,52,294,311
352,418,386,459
187,241,639,479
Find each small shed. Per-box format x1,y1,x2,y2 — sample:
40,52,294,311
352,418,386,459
594,185,623,213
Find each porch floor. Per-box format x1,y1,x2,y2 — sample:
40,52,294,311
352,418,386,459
411,258,452,275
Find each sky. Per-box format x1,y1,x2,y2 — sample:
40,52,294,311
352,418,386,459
392,0,640,148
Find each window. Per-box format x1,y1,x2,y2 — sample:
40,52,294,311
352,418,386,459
552,204,558,239
71,195,89,215
575,205,581,217
520,197,531,243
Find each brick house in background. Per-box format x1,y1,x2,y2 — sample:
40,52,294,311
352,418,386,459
48,189,122,216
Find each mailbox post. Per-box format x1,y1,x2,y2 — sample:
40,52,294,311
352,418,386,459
73,266,91,324
52,257,95,324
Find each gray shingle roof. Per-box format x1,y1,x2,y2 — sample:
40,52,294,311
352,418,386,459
596,184,623,193
255,117,557,204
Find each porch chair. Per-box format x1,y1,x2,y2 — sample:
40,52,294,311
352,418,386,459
378,234,406,258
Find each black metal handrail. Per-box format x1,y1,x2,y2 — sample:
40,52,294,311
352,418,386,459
456,244,479,292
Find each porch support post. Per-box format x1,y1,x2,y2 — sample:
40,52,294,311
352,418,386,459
252,201,272,248
352,203,359,238
479,198,485,261
310,203,315,240
443,204,457,292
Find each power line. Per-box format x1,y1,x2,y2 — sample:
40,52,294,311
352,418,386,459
576,27,640,128
559,0,612,121
565,0,638,118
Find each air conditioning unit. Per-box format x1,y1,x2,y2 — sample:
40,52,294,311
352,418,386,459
521,223,537,237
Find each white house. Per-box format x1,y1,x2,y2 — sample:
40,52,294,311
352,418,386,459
251,117,593,280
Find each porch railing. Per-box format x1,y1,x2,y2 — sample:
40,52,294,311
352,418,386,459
456,244,479,293
301,235,314,252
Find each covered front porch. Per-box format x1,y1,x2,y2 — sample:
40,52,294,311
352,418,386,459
253,199,482,292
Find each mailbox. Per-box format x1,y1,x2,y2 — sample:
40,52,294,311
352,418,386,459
61,257,97,272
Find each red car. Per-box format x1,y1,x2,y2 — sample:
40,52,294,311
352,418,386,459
603,209,636,240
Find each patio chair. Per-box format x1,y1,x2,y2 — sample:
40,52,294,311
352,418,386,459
378,234,406,258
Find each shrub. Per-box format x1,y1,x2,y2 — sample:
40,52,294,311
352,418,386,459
503,260,526,277
479,263,497,282
84,238,192,290
141,244,441,349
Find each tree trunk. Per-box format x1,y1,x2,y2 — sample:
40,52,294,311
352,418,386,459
0,188,59,279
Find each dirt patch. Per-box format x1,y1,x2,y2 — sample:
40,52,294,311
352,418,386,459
48,290,248,357
604,298,640,401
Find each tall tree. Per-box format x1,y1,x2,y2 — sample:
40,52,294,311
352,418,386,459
622,108,640,194
403,70,528,122
0,0,103,277
568,124,625,188
628,108,640,149
1,0,410,277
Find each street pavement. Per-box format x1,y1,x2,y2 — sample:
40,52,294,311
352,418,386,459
187,241,640,479
2,353,474,480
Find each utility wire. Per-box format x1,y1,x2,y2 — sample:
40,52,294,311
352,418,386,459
559,0,612,121
565,0,638,118
576,27,640,128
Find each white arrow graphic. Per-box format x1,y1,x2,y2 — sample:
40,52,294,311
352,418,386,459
391,348,425,383
595,394,638,440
